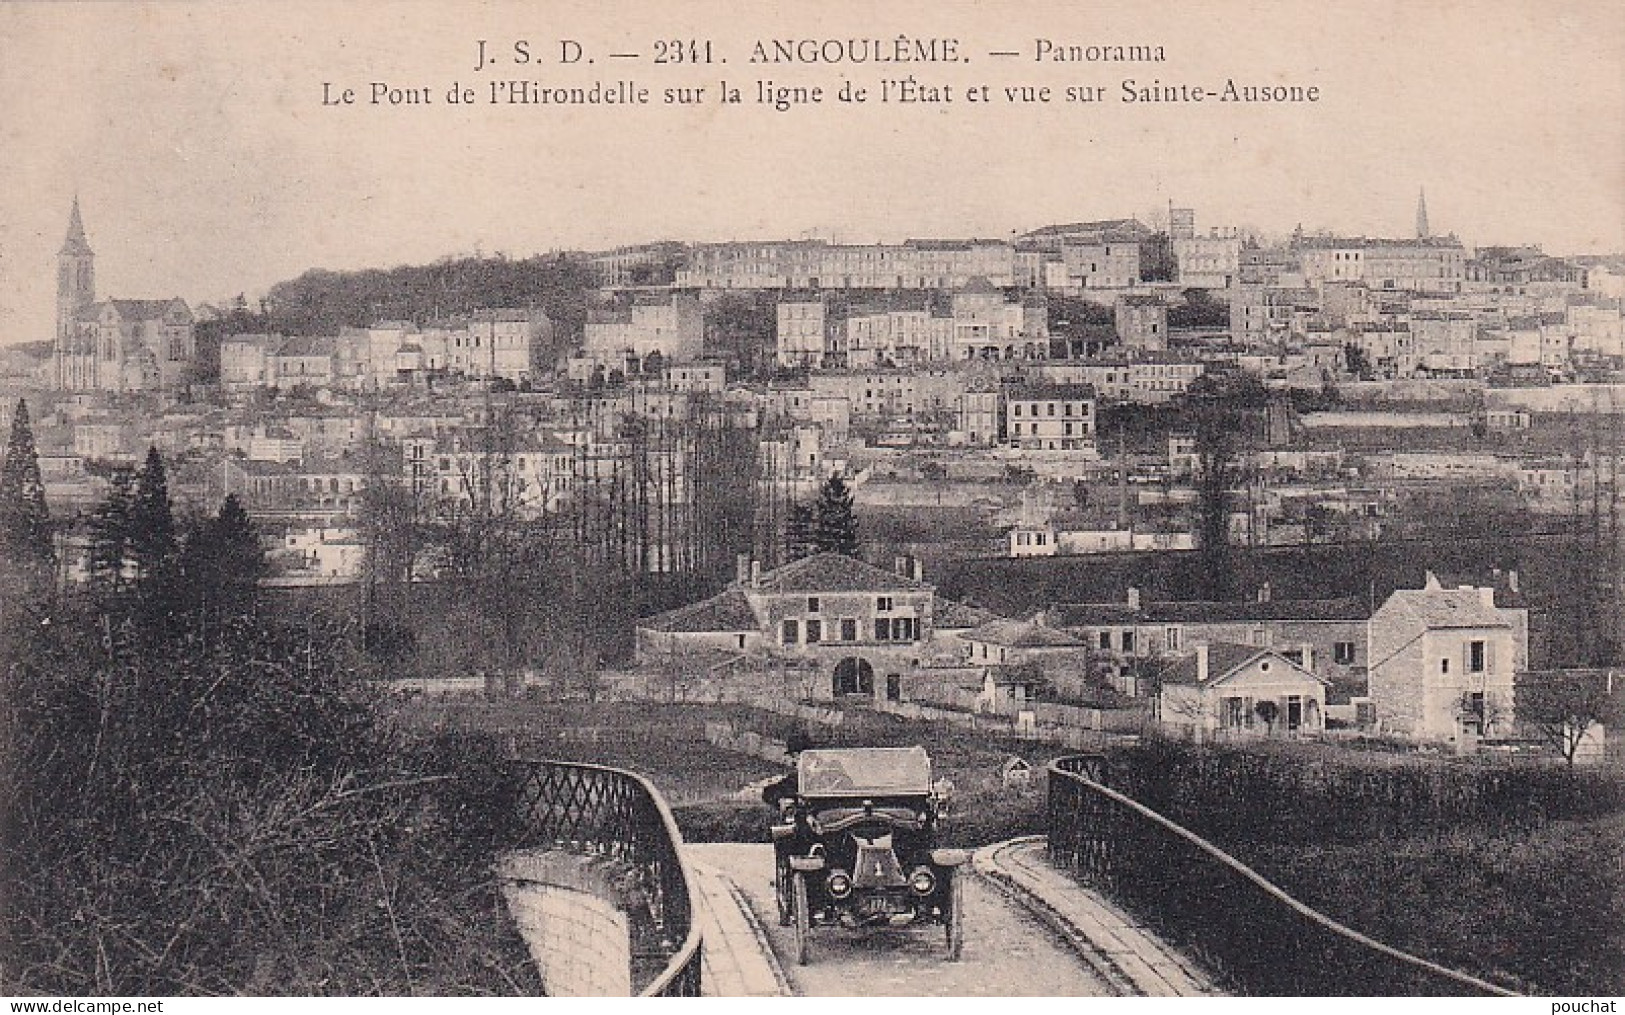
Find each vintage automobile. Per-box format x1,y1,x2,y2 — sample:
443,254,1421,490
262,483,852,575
770,746,966,964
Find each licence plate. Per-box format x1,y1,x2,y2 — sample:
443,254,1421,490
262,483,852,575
860,895,909,916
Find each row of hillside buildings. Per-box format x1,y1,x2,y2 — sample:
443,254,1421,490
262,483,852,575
45,198,1625,397
221,310,552,391
636,553,1533,748
678,213,1472,294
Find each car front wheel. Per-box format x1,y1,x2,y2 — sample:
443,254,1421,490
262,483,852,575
944,870,963,961
792,871,812,966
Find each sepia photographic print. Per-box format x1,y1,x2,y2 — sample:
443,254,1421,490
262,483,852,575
1,0,1622,1003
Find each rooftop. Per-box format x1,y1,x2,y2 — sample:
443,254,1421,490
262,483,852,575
641,586,758,633
754,552,932,595
962,617,1085,648
1157,641,1325,686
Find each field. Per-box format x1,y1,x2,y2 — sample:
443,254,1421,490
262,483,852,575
1238,813,1625,995
1107,738,1625,995
393,695,1069,845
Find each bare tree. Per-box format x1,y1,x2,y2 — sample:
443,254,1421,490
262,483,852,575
1517,668,1621,768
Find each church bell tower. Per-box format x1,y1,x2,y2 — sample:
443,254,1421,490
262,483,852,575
56,196,96,389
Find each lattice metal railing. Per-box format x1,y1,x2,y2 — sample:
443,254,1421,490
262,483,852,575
507,760,702,997
1046,754,1517,997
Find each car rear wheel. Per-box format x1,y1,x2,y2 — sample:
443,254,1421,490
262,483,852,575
775,861,792,927
944,869,963,961
792,871,812,965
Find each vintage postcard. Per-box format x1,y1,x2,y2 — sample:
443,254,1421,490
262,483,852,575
0,0,1621,1003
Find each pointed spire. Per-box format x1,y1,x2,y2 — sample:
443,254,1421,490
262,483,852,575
60,195,92,256
1415,187,1430,240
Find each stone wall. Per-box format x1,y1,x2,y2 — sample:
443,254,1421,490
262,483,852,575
499,850,635,997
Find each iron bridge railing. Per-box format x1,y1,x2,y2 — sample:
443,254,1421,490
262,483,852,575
1046,754,1517,997
507,759,702,997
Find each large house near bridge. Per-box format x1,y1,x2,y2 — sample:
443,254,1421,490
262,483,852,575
636,552,966,702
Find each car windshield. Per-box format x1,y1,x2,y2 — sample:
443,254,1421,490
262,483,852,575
797,747,932,796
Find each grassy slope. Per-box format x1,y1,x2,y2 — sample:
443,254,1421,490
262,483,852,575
1234,813,1625,995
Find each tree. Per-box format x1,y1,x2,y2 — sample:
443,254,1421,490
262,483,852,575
87,468,137,594
1518,669,1622,768
810,474,859,556
1343,343,1373,381
1071,480,1091,511
130,448,177,582
0,398,55,588
1191,386,1240,600
1253,699,1280,733
703,291,777,379
1184,373,1266,600
179,494,267,628
784,501,816,562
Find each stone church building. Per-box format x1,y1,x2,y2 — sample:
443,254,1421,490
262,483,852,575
54,198,196,392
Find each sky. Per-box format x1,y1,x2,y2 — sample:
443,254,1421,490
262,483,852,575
1,0,1621,346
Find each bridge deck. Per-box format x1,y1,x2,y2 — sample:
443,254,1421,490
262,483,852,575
975,836,1220,997
687,856,792,997
686,842,1118,997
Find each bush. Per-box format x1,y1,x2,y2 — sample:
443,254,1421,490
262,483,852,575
0,597,539,995
673,802,769,844
1107,737,1625,846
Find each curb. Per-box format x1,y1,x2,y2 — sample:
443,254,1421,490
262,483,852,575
688,859,794,997
721,867,795,997
971,837,1142,997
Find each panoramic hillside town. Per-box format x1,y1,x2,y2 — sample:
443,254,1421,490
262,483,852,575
8,0,1623,999
2,194,1622,756
4,190,1625,1002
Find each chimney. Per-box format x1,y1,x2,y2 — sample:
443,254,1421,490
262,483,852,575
1478,586,1496,608
736,553,751,586
1257,582,1272,604
895,554,909,577
751,560,762,588
1300,642,1314,672
912,557,923,582
1127,586,1142,610
1195,643,1210,683
1507,569,1520,594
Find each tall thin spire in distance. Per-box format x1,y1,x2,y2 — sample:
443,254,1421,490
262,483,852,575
1415,187,1430,239
61,195,92,256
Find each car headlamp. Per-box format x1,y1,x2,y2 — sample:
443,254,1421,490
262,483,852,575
826,870,853,898
909,867,936,896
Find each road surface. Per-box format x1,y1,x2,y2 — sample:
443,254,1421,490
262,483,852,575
687,843,1115,997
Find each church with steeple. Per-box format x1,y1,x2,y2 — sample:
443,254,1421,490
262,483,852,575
54,198,195,392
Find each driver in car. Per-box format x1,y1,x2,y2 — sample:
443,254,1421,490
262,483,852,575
763,732,814,808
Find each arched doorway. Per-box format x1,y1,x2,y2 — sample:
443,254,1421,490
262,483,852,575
833,657,874,697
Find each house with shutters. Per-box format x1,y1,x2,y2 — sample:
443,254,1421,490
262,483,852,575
635,552,948,702
1366,574,1526,742
957,617,1088,716
1155,642,1329,738
1046,586,1372,703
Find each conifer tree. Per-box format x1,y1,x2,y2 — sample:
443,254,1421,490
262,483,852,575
88,468,136,593
130,446,178,585
784,501,817,562
180,493,266,625
0,399,55,586
810,473,860,557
